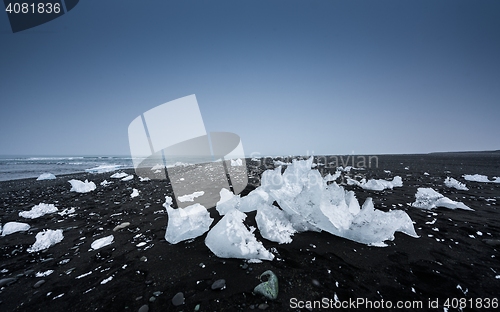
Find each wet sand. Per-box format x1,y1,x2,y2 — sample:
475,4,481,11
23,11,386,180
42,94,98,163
1,153,499,311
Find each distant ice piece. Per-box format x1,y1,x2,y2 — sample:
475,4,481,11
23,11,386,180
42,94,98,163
324,171,341,183
91,235,114,250
36,173,56,180
412,188,473,210
110,172,128,179
121,175,134,181
130,188,140,198
1,222,30,236
27,229,64,253
231,158,243,166
444,177,469,191
164,196,213,244
19,203,58,219
85,165,122,174
139,176,151,182
178,191,204,203
205,209,274,260
69,179,96,193
463,174,492,183
347,176,403,191
151,163,165,171
100,180,113,186
58,207,76,216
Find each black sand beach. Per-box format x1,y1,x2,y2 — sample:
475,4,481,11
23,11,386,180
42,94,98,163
1,153,499,311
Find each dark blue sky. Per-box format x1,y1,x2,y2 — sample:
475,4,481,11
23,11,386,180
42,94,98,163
1,0,499,156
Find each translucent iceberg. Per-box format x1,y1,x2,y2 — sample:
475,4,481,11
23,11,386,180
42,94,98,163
91,235,114,250
36,173,56,180
444,177,469,191
215,188,263,216
1,222,30,236
164,196,213,244
255,203,296,244
130,188,139,198
27,229,64,253
205,209,274,260
347,176,403,191
412,188,473,210
19,203,58,219
69,179,96,193
258,157,417,246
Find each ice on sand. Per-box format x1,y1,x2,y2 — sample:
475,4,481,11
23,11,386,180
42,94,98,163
412,188,473,210
91,235,114,250
69,179,96,193
1,222,30,236
110,172,128,179
36,173,56,180
85,165,122,173
347,176,403,191
164,196,213,244
28,229,64,253
130,188,140,198
255,203,296,244
231,158,243,166
444,177,469,191
205,209,274,260
259,157,417,246
463,174,496,183
19,203,58,219
215,188,264,216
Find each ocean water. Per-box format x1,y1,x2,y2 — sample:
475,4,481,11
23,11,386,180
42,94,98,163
0,156,134,181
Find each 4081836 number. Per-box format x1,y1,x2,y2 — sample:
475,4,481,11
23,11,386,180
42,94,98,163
5,2,61,14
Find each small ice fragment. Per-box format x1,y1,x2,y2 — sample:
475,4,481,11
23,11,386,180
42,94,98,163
164,196,213,244
130,188,140,198
100,276,113,284
69,179,96,193
136,242,147,247
85,165,122,174
1,222,30,236
412,188,472,210
177,191,204,202
36,173,56,180
477,231,483,236
424,172,429,176
113,222,130,231
444,177,469,191
28,229,64,253
139,176,150,182
100,180,112,186
347,176,403,191
36,270,54,277
121,175,134,181
58,207,76,216
19,203,58,219
91,235,114,250
76,271,92,279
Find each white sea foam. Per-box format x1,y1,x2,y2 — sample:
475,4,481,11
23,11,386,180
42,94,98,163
85,165,122,174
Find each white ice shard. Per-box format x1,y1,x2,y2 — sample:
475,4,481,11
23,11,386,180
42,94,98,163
215,188,265,216
164,196,213,244
205,209,274,260
130,188,140,198
1,222,30,236
69,179,96,193
444,177,469,191
110,172,128,179
100,180,113,186
91,235,114,250
463,174,492,183
412,188,473,210
121,175,134,181
347,176,403,191
178,191,204,203
27,229,64,253
36,173,56,180
19,203,58,219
